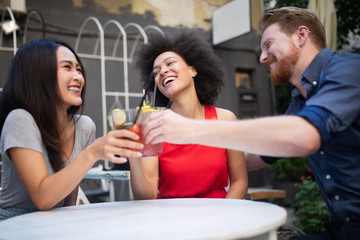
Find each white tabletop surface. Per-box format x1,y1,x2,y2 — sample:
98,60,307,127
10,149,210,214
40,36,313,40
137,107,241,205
0,198,287,240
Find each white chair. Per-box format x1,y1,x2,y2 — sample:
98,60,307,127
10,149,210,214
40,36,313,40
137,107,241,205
76,186,90,205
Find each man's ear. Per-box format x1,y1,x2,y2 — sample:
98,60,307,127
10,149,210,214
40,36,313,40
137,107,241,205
297,25,311,47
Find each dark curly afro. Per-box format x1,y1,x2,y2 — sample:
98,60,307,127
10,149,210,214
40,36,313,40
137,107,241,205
135,30,224,107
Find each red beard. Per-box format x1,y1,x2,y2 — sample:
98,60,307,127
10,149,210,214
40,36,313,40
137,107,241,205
270,44,301,86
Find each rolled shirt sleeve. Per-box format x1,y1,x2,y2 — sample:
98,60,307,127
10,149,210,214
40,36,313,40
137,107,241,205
298,52,360,144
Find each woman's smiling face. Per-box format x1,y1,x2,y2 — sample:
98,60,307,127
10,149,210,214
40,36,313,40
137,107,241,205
153,51,197,99
56,46,84,110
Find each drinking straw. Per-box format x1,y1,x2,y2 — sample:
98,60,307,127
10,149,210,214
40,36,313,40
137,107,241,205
152,82,157,108
133,71,154,124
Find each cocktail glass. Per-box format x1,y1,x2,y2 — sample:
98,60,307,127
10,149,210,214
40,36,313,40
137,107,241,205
109,107,164,157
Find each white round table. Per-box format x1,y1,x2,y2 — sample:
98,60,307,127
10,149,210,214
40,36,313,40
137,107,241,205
0,198,287,240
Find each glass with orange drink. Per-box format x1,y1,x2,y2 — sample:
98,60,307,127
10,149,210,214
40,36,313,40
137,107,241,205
109,106,164,156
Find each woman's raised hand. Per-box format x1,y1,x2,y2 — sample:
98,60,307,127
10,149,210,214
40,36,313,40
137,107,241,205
89,129,143,164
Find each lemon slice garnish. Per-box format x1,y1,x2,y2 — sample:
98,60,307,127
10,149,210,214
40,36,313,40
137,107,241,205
141,106,161,112
111,108,126,127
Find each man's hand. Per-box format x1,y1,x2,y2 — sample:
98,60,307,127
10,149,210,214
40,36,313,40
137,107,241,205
142,109,194,145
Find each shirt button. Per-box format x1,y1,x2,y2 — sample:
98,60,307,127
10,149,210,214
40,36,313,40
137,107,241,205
320,151,324,155
335,195,340,200
313,81,317,85
326,175,331,180
346,217,351,222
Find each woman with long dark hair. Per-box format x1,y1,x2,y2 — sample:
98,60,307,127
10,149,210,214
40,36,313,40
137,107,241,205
0,39,142,221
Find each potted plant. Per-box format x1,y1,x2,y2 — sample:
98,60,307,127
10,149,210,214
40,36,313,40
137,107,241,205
268,156,311,202
292,176,330,233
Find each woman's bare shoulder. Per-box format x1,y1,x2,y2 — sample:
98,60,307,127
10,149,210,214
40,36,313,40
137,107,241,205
215,107,237,120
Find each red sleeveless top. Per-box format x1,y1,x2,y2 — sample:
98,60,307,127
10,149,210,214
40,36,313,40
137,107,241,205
158,105,228,198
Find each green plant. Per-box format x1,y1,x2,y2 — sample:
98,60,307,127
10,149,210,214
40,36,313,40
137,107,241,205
292,176,330,234
275,83,293,114
268,156,310,183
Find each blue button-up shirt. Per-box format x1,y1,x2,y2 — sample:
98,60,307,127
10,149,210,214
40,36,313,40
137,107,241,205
262,48,360,230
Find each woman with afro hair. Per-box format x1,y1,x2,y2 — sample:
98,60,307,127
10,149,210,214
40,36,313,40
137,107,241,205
129,30,248,199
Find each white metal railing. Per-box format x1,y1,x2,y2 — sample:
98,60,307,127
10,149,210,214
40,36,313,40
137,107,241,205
0,6,18,55
22,9,46,44
74,16,164,137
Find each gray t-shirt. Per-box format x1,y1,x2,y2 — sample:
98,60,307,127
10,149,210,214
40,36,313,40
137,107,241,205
0,109,96,210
